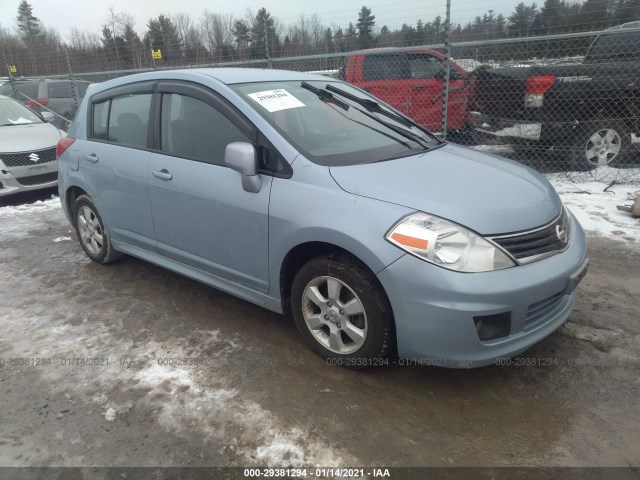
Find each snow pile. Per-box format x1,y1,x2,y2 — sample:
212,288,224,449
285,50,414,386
0,196,64,240
549,177,640,244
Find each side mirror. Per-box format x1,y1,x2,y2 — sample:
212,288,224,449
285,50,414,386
41,111,55,122
225,142,261,193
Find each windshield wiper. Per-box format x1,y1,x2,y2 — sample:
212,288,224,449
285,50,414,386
301,81,349,110
301,82,426,150
324,85,433,149
325,84,414,128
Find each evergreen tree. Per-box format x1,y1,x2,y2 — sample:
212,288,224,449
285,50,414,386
540,0,567,31
579,0,611,28
356,6,376,45
251,8,278,59
232,21,251,49
16,0,41,46
345,22,358,50
616,0,640,22
508,3,540,36
146,14,182,62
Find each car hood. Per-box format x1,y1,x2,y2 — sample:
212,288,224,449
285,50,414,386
0,122,64,153
328,144,562,235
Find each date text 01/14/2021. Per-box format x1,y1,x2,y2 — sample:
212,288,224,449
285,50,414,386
243,468,391,478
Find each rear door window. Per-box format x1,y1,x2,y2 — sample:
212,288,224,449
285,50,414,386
408,54,444,79
362,54,411,80
588,32,639,62
48,82,74,98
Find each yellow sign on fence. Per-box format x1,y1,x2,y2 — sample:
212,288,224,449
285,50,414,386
9,65,17,73
151,49,162,60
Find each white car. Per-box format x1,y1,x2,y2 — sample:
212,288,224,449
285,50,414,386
0,94,65,197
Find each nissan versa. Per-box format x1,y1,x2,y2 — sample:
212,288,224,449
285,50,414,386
56,69,589,368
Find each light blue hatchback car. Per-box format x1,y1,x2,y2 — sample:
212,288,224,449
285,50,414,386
56,68,589,368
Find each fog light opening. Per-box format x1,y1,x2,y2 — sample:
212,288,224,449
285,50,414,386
474,312,511,341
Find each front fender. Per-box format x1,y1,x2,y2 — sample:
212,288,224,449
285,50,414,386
267,159,411,299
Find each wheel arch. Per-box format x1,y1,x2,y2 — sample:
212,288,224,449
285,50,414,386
278,240,394,317
64,185,89,226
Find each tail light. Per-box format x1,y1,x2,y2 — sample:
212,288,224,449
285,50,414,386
56,137,76,159
24,98,49,108
524,75,556,108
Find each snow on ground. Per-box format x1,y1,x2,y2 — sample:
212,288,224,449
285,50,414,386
549,177,640,245
0,196,66,240
471,144,515,155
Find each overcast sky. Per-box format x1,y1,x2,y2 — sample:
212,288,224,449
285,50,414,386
13,0,523,39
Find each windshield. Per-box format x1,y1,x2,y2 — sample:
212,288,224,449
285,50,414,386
231,80,441,166
0,97,43,126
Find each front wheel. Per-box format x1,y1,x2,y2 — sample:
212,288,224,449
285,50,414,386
570,120,632,171
291,254,395,368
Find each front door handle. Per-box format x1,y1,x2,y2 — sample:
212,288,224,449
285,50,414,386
152,169,172,180
84,154,98,163
412,86,427,91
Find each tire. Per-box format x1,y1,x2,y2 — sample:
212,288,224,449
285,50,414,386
73,195,122,264
570,119,632,171
291,254,395,368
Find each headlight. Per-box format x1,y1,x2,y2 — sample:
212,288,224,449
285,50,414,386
385,212,516,272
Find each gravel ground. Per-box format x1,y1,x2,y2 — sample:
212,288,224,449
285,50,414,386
0,187,639,469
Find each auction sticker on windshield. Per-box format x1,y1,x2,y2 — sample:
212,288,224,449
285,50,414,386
247,89,305,112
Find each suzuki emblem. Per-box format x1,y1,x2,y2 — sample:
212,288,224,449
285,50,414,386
28,153,40,163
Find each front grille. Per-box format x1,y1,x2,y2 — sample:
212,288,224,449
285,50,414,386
16,171,58,186
526,292,566,327
490,208,570,263
0,147,57,167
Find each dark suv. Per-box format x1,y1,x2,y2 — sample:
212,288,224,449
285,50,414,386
0,78,90,129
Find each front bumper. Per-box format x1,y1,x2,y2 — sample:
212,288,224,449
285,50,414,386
0,163,59,197
377,213,587,368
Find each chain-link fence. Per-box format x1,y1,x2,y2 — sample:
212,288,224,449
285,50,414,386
2,25,639,184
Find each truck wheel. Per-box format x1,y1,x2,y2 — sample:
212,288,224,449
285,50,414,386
291,254,395,369
570,120,631,171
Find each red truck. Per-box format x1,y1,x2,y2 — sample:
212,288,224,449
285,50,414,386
341,48,471,133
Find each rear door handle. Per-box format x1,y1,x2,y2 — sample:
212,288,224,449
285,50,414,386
412,86,427,91
84,154,98,163
152,169,172,180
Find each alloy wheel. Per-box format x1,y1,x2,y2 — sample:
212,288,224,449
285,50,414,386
301,276,368,354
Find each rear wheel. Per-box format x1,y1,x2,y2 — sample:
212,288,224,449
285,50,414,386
291,254,395,368
570,120,631,171
73,195,122,264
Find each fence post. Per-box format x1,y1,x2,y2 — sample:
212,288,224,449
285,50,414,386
2,53,18,100
264,18,273,69
440,0,452,139
64,47,80,111
150,42,157,70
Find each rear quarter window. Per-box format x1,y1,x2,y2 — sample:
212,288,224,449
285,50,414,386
92,100,109,140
